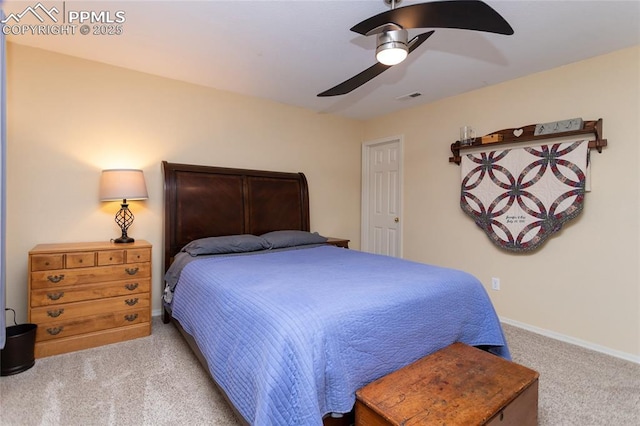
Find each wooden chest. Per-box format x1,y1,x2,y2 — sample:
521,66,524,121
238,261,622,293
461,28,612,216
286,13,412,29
355,343,539,426
28,240,152,358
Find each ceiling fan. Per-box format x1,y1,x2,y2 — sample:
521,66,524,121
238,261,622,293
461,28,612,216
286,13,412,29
317,0,514,97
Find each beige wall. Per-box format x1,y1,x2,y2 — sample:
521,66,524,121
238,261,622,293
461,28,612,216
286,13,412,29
363,46,640,359
7,42,639,360
6,43,363,320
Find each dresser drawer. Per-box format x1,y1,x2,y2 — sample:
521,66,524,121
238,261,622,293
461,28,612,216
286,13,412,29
126,248,150,263
97,250,124,265
30,278,150,307
31,254,64,271
30,294,150,323
36,308,150,341
30,262,151,289
66,251,96,268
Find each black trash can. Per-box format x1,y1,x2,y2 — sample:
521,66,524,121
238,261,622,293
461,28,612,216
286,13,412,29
1,309,37,376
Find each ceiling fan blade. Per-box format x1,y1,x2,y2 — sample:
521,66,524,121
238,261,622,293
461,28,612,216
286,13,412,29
317,62,391,97
408,30,435,53
351,0,514,36
317,31,434,97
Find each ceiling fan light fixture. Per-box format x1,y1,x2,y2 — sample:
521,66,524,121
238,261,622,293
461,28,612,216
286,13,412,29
375,29,408,66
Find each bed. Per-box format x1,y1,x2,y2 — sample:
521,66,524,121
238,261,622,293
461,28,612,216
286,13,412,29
161,161,510,426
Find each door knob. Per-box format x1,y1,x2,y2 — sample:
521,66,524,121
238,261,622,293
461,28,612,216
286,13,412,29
394,217,399,223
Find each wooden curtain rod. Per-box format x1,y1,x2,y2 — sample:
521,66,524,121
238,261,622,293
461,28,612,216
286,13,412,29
449,118,607,165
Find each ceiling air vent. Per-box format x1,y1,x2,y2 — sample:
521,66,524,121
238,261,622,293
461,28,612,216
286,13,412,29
395,92,422,101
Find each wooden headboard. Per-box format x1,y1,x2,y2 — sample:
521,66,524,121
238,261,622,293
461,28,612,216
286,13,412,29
162,161,310,272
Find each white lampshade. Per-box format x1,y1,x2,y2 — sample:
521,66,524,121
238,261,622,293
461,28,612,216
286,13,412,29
99,169,148,201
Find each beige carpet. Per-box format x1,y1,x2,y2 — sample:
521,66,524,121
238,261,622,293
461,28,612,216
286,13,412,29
1,317,639,425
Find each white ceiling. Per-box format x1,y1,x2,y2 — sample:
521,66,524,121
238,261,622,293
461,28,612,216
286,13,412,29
4,0,640,120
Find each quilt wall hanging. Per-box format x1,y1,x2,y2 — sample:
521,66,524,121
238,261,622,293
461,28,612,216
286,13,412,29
460,140,589,252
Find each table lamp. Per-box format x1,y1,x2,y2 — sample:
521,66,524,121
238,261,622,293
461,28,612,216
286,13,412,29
99,169,148,243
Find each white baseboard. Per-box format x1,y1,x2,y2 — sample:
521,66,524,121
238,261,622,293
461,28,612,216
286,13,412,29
500,316,640,365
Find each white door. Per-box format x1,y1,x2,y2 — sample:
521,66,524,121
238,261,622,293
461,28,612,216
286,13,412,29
361,137,402,257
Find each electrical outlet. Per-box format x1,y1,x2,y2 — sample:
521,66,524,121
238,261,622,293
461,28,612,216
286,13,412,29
491,277,500,291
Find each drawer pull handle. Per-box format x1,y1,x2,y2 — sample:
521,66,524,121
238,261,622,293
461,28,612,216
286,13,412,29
47,309,64,318
46,326,64,336
46,292,65,301
47,274,65,283
125,267,139,275
125,283,139,291
125,298,139,306
124,313,138,322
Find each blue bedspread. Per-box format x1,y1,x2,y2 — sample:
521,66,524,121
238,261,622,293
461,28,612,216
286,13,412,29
170,245,509,425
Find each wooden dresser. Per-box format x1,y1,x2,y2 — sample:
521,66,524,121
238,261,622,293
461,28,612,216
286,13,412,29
355,343,539,426
28,240,152,358
326,237,350,248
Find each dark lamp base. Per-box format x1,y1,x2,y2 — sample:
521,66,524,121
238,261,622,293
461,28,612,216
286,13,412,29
113,202,136,244
114,236,135,244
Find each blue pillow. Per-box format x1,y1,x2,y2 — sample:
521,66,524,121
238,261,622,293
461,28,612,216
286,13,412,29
182,234,271,256
260,230,327,249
